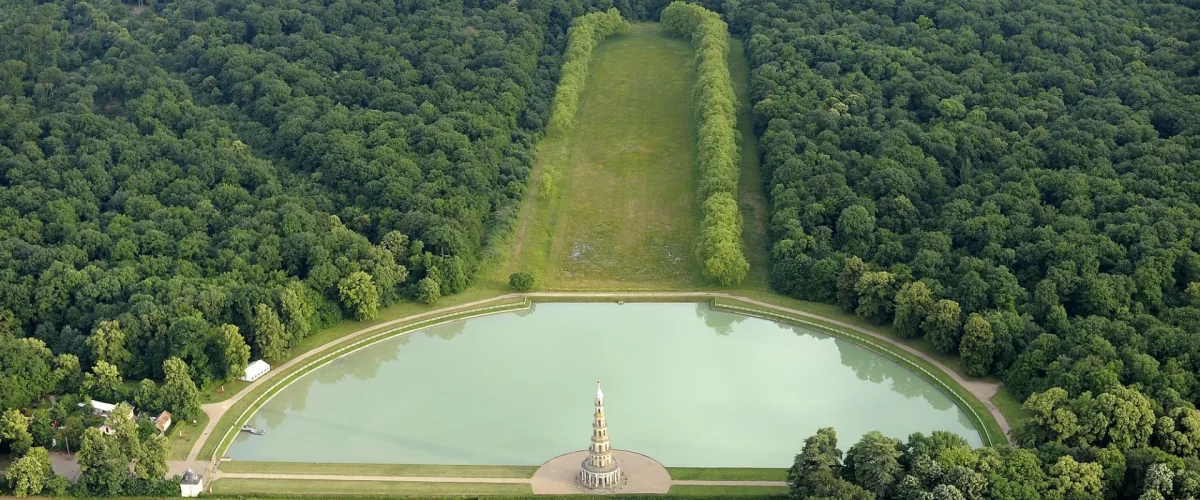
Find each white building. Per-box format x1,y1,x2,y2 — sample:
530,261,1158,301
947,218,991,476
79,400,129,418
240,359,271,382
154,410,173,434
180,469,203,497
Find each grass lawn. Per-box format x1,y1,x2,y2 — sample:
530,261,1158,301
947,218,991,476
729,37,771,290
220,461,537,478
667,484,790,497
501,23,703,289
991,387,1030,425
667,467,788,481
209,478,533,496
168,411,210,460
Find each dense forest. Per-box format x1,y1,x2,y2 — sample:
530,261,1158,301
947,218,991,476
3,0,1200,496
0,0,640,404
719,0,1200,496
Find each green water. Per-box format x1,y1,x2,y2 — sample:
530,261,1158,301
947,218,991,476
227,302,980,467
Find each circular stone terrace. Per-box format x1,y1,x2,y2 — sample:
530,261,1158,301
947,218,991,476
531,450,670,494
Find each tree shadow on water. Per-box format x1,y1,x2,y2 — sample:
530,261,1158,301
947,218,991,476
693,302,745,336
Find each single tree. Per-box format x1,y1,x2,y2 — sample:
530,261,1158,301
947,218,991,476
1,408,33,456
339,271,380,320
83,360,123,401
76,427,126,496
134,379,162,413
508,272,535,292
136,433,169,480
214,324,250,381
894,281,934,339
8,446,52,497
838,256,869,312
160,357,201,421
960,314,995,377
416,277,441,305
843,430,903,497
923,299,963,354
85,320,132,372
251,304,288,360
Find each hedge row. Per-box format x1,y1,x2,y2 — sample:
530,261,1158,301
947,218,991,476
661,2,748,286
548,8,631,132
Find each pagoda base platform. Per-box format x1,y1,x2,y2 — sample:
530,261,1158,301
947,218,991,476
531,449,669,495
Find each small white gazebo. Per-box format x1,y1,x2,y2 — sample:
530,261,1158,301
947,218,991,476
180,468,202,497
240,360,271,382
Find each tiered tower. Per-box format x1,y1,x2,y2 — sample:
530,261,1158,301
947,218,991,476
579,381,622,490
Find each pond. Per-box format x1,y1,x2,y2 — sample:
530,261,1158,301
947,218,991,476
226,302,981,467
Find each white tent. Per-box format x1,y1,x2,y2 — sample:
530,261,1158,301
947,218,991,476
79,400,117,416
241,360,271,382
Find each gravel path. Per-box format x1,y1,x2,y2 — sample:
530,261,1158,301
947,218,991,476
219,472,531,483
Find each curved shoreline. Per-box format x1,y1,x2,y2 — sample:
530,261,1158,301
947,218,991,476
184,291,1010,478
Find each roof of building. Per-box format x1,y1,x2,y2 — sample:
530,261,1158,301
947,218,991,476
245,359,271,374
155,410,172,429
88,400,116,412
181,469,202,485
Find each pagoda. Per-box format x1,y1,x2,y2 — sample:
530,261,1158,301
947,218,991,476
579,381,622,490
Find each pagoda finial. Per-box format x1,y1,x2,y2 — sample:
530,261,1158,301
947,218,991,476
596,380,604,402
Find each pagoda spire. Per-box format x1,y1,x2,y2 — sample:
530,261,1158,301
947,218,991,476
579,380,622,490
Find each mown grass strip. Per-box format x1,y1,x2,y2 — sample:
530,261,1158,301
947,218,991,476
209,478,533,496
219,461,537,478
667,484,790,497
710,297,1007,447
666,467,788,481
199,297,530,463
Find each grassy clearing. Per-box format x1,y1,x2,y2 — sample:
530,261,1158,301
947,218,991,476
667,484,790,497
209,478,533,496
667,467,788,481
712,297,1008,447
168,411,209,460
196,297,529,460
729,38,770,290
501,23,702,289
219,461,537,478
991,388,1030,425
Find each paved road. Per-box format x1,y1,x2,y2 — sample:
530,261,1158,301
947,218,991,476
186,291,1011,469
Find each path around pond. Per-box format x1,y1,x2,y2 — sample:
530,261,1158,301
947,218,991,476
173,291,1010,480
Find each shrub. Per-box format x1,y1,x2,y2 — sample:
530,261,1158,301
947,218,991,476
509,272,535,292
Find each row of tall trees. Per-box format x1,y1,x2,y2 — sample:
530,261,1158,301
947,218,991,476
660,2,748,286
548,8,631,132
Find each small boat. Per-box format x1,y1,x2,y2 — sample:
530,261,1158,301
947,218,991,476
240,425,265,436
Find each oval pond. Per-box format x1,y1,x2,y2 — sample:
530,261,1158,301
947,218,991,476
226,302,981,467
